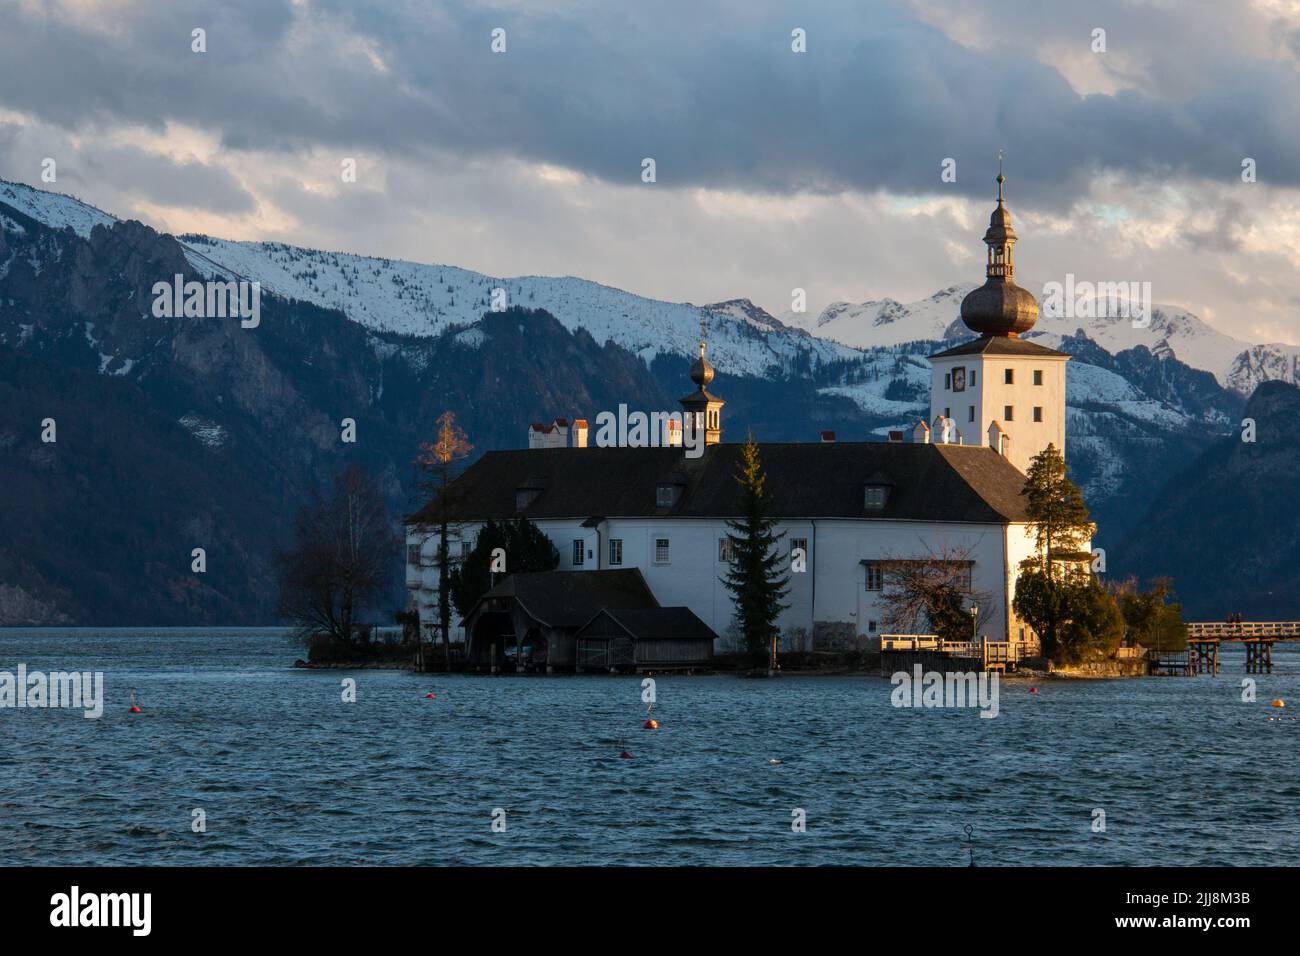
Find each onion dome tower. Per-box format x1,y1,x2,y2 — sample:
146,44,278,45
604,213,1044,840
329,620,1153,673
928,161,1070,478
679,314,724,445
959,167,1039,337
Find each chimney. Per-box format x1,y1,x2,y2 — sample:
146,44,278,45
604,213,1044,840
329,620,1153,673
987,420,1008,456
572,419,589,448
911,419,930,444
887,430,904,443
528,422,549,449
665,416,683,447
820,430,836,443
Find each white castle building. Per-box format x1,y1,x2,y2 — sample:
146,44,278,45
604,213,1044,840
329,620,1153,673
406,174,1078,660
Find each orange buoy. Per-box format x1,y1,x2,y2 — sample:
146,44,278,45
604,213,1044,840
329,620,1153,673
643,719,658,730
1271,699,1285,708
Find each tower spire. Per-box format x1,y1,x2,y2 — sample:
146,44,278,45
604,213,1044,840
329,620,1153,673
681,310,723,445
956,160,1040,337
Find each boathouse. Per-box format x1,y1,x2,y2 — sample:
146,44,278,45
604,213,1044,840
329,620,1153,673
462,569,715,672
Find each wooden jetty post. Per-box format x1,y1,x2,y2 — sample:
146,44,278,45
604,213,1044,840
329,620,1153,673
1187,637,1220,675
1244,638,1274,674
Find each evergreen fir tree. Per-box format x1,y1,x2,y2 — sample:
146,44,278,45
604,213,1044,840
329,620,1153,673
721,433,790,664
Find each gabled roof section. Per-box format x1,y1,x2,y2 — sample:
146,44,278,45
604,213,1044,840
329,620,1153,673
413,442,1031,525
477,569,658,629
577,607,717,643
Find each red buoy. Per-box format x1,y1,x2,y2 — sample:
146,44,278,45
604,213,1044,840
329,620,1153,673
425,692,436,699
620,751,632,759
643,719,658,730
129,705,142,713
1029,687,1038,694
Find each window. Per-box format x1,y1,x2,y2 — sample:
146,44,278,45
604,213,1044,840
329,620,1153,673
968,406,975,423
1004,368,1014,385
718,537,734,562
943,407,950,419
863,485,889,510
654,538,671,564
407,544,421,567
865,563,884,591
955,564,973,591
1033,406,1043,422
1033,369,1043,386
868,620,877,633
791,538,808,565
609,538,623,566
944,372,951,389
1004,405,1014,421
460,540,472,558
656,484,679,507
572,539,585,566
969,370,976,387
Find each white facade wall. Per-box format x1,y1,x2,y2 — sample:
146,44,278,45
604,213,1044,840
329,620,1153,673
930,353,1069,475
405,515,1038,648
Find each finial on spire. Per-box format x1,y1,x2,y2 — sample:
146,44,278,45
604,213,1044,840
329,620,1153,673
996,151,1004,202
699,312,707,358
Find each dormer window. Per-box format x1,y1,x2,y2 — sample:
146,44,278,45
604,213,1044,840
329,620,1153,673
656,484,681,508
515,486,542,511
863,484,890,510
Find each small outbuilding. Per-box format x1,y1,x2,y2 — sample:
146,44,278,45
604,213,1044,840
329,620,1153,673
463,569,715,673
575,607,716,672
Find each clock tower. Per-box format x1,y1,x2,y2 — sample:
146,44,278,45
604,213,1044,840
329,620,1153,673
928,168,1070,476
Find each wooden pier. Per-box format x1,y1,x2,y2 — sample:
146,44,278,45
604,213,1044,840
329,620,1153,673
1159,621,1300,676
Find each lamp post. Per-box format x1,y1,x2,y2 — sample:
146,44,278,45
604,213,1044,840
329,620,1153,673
970,604,978,643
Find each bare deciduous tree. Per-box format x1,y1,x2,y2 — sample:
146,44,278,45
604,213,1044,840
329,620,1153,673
277,464,398,646
877,541,992,640
415,411,473,668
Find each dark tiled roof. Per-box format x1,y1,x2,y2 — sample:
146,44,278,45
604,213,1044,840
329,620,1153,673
479,569,658,628
930,335,1069,359
577,607,717,643
414,442,1031,525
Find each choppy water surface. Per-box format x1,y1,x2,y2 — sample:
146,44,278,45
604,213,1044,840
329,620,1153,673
1,628,1297,865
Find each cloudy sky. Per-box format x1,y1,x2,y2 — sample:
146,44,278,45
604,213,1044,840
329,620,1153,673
2,0,1299,343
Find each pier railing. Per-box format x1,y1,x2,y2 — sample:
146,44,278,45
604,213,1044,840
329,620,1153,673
879,634,1039,670
1187,621,1300,639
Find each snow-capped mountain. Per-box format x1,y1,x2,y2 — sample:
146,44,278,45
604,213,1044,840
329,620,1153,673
785,270,1300,398
5,176,1294,397
782,285,973,349
176,236,861,380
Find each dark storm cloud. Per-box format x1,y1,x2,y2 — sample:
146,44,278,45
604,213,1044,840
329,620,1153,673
81,145,257,214
0,0,1295,208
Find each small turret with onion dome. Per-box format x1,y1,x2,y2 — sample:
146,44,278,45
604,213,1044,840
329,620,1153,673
959,165,1040,337
679,313,725,445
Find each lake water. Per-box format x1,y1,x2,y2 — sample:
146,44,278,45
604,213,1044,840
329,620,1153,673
1,628,1297,866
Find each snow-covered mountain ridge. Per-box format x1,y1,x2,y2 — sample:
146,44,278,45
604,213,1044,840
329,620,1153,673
5,177,1293,397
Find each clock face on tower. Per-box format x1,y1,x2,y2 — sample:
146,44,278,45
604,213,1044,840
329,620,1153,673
952,367,966,392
